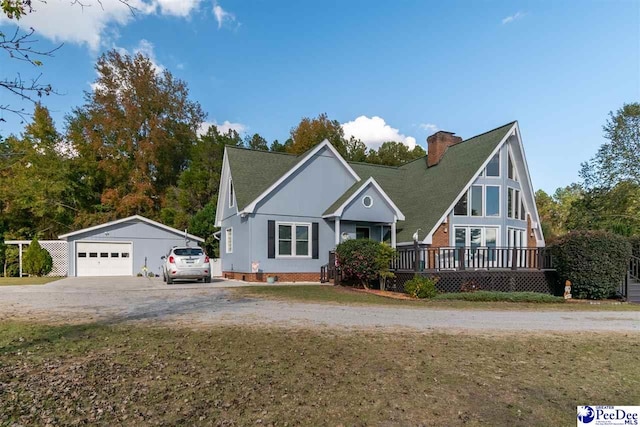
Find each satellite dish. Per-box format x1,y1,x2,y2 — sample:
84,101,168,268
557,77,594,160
341,232,350,241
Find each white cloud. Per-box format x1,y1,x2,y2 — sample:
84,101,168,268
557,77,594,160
133,39,164,73
0,0,205,51
213,2,236,29
502,11,525,24
155,0,202,17
419,123,439,134
342,116,416,150
198,120,247,136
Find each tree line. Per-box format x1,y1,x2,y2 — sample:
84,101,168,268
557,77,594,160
0,49,427,264
535,103,640,242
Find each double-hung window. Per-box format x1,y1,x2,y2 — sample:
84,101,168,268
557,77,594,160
277,223,310,257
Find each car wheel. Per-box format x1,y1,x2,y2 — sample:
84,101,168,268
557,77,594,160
205,276,211,283
167,277,173,285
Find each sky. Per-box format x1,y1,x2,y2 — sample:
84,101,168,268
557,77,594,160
1,0,638,193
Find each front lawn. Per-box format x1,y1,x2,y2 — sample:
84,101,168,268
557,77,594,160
235,285,640,311
0,277,61,286
0,321,638,426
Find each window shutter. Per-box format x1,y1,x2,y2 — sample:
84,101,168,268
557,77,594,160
268,220,275,259
312,222,319,259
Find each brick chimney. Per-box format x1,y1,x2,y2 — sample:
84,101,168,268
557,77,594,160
427,131,463,167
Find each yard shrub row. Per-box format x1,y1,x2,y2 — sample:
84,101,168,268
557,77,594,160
550,230,631,299
433,291,564,303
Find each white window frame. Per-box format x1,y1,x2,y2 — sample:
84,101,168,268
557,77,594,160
456,185,501,218
452,226,501,247
362,195,373,208
470,185,483,217
228,178,235,208
507,227,526,248
485,185,501,217
507,145,519,182
453,190,469,217
507,187,525,221
225,227,233,254
507,187,515,219
275,222,312,258
484,152,501,178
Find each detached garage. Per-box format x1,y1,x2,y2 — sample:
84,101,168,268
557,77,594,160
59,215,205,277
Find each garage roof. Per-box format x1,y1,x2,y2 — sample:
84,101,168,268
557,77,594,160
58,215,205,242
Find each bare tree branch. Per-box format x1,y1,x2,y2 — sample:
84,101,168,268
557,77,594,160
1,0,136,121
0,27,61,121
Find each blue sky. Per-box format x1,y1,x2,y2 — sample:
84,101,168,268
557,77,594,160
1,0,638,193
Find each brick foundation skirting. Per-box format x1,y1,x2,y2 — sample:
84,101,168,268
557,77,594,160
223,271,320,283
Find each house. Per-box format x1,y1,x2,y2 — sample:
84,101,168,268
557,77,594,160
58,215,204,277
215,121,544,282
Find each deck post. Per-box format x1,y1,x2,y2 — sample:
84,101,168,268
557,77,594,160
413,240,420,272
511,247,518,271
458,247,465,271
391,219,397,249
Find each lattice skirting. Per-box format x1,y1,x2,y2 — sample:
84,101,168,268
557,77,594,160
37,241,68,277
391,270,559,295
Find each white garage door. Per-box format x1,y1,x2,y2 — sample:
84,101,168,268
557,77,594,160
76,242,133,276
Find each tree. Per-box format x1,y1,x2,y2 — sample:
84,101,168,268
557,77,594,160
22,237,53,276
162,125,242,230
366,141,426,166
189,201,219,257
565,182,640,235
0,104,77,238
344,136,368,162
580,103,640,188
66,49,205,224
244,133,269,151
270,138,292,152
288,113,348,156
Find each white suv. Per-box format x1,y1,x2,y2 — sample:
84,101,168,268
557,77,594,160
162,246,211,284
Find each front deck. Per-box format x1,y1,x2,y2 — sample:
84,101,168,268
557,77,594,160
321,246,558,294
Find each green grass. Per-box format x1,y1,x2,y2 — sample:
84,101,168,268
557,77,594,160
0,276,61,286
0,321,638,426
235,285,640,311
433,291,565,303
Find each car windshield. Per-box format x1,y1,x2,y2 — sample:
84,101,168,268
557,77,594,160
173,248,204,256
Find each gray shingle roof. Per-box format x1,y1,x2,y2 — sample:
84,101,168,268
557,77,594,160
226,121,515,242
226,148,298,210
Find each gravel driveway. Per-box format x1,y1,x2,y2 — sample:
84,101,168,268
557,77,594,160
1,277,639,333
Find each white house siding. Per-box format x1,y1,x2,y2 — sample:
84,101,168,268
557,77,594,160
221,145,358,275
